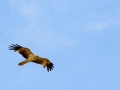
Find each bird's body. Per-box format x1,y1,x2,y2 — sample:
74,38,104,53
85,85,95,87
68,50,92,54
9,44,54,72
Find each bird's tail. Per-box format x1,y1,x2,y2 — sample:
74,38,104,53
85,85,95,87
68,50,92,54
18,60,28,66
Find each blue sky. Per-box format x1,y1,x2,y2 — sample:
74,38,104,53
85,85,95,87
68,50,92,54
0,0,120,90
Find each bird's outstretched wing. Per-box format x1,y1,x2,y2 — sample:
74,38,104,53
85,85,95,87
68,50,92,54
32,56,54,72
9,44,34,59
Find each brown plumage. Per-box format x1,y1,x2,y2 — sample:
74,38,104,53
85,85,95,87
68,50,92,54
9,44,54,72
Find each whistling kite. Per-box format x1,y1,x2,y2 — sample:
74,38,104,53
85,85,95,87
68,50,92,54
9,44,54,72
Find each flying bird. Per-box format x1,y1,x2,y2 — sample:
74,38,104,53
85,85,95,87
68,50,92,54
9,44,54,72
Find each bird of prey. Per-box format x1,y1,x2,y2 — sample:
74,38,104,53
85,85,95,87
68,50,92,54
9,44,54,72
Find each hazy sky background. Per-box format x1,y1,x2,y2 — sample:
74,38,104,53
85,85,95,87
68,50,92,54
0,0,120,90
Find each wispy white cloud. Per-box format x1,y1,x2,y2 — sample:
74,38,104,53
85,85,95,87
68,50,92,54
85,19,120,31
85,22,110,31
50,0,70,14
12,29,73,49
111,19,120,25
9,0,73,50
10,0,41,21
